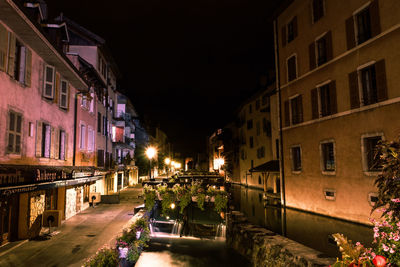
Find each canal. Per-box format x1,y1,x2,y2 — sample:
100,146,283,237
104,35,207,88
230,184,373,257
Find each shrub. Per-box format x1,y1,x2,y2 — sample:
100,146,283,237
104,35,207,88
84,246,118,267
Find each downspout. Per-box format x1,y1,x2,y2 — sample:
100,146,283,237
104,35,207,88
273,20,286,208
73,92,78,167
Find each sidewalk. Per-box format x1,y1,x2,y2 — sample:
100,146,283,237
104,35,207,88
0,186,144,267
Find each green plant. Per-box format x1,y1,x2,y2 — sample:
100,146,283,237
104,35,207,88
84,246,118,267
214,192,228,213
160,188,176,216
143,185,157,211
196,193,206,211
373,139,400,220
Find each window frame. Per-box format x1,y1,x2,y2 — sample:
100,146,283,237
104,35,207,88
353,2,372,46
59,129,66,160
323,189,336,201
315,31,328,67
319,139,336,175
43,65,55,99
7,110,22,154
290,145,302,173
315,79,332,118
361,132,384,176
289,94,301,125
41,122,51,158
357,61,378,106
59,79,68,109
79,122,86,150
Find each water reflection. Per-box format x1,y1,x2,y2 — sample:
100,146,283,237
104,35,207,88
230,185,373,257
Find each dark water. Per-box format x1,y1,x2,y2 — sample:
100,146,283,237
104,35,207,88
230,184,374,257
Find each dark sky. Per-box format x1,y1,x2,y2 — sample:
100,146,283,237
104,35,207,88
49,1,282,155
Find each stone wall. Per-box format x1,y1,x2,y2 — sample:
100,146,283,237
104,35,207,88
227,211,335,267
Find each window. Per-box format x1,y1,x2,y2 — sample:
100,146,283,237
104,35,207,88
363,135,382,172
97,149,105,167
80,124,86,150
247,120,253,130
316,37,327,66
287,17,297,43
59,80,68,109
349,60,387,109
249,137,254,148
312,81,337,119
257,146,265,158
287,55,297,82
324,189,336,201
103,116,107,136
7,111,22,154
291,146,302,171
290,95,303,125
43,65,55,99
312,0,325,23
262,118,271,136
97,112,101,133
309,31,332,70
321,141,335,172
81,95,87,108
88,127,94,152
360,64,377,106
89,92,94,113
42,123,51,158
346,2,380,50
256,121,260,136
276,139,280,159
13,40,26,84
59,130,66,160
356,7,371,45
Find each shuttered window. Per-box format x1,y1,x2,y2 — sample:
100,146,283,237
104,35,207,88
80,124,86,150
356,8,372,45
287,55,297,82
290,95,303,125
44,65,55,99
0,23,7,72
312,0,325,23
88,127,94,152
59,80,68,109
97,112,101,133
364,136,382,171
59,130,66,160
7,111,22,154
360,60,387,106
97,149,105,167
42,123,51,158
312,81,337,119
287,16,298,43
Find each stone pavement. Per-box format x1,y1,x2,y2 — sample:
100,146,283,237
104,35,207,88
0,187,144,267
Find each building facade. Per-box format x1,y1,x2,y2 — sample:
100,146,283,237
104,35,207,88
276,0,400,223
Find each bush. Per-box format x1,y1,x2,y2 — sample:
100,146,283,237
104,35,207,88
84,246,118,267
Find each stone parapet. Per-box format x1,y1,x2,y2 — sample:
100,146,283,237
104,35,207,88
227,211,335,267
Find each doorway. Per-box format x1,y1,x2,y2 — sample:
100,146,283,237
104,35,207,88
0,198,12,245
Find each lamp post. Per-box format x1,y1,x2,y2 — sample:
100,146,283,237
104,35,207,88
146,147,156,180
164,157,171,178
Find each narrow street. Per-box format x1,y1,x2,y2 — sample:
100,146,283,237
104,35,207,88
0,188,143,267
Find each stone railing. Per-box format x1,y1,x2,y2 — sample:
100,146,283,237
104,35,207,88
227,211,335,267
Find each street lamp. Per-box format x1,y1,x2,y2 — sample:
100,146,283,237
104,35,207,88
164,157,171,178
146,146,157,180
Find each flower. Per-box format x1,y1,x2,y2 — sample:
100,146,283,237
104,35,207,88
391,198,400,203
382,243,390,252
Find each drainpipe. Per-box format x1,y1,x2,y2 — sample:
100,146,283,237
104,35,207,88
274,19,287,236
73,91,80,167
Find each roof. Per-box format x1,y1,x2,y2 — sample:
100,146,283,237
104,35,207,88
249,160,280,173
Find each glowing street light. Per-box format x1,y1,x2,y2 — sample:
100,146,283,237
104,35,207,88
146,146,157,179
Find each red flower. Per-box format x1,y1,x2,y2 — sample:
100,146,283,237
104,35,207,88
372,255,387,267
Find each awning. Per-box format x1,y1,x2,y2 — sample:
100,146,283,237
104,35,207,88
249,160,280,173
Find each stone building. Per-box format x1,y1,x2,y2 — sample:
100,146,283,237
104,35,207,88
275,0,400,223
0,0,94,243
237,86,280,192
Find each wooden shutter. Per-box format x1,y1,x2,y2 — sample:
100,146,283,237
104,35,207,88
0,23,8,72
54,129,60,159
345,16,356,50
281,26,286,47
348,71,360,109
50,127,55,158
284,100,290,126
370,0,381,37
25,49,32,87
297,95,303,123
309,42,316,70
7,32,15,77
67,84,71,110
35,121,42,157
64,132,68,161
311,88,319,119
325,31,333,61
293,16,298,39
54,73,60,103
329,80,337,114
375,59,387,102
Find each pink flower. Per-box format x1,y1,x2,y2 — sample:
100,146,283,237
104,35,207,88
382,243,390,252
391,198,400,203
390,248,395,254
356,242,361,246
374,232,380,238
374,226,379,233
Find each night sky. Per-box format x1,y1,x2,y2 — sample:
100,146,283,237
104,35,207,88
49,1,283,155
